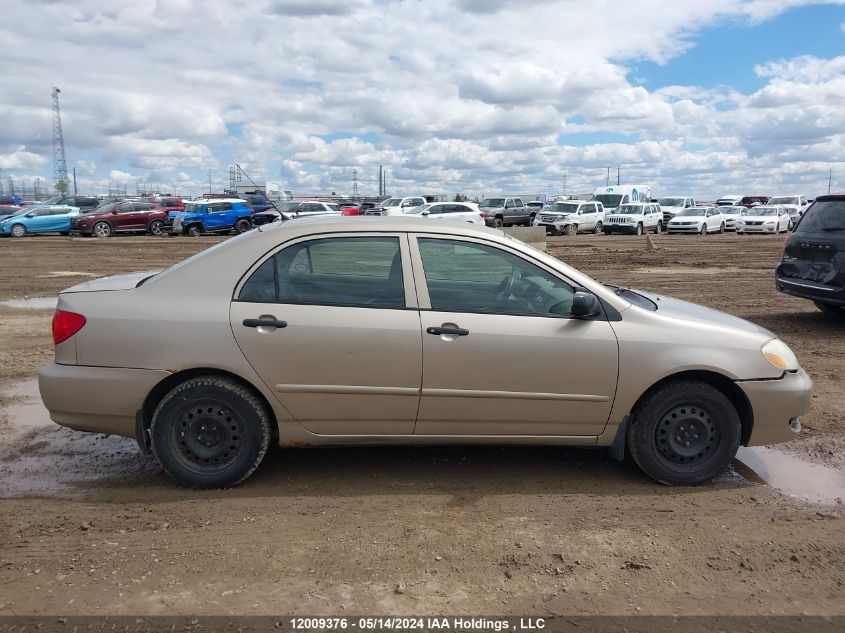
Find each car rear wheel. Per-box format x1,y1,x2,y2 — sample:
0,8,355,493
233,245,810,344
654,222,662,234
593,221,603,235
719,223,725,234
10,224,26,238
234,218,251,234
148,220,164,235
628,380,742,485
699,224,706,236
150,376,272,488
494,217,504,229
93,222,111,238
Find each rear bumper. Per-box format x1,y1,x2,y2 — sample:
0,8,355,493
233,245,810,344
38,362,171,438
775,273,845,305
739,369,812,446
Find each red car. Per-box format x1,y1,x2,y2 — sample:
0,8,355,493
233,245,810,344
340,202,360,216
70,200,168,237
150,195,184,213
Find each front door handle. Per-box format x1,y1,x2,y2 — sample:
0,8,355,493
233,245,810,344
426,326,469,336
243,318,288,329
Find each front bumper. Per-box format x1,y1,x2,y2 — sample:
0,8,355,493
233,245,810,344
667,224,702,233
39,362,171,439
737,224,779,233
603,224,638,233
739,368,812,446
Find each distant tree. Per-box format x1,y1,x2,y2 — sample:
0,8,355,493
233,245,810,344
55,179,69,195
454,193,468,202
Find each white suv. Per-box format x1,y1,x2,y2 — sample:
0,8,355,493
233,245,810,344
534,200,606,235
366,196,427,216
603,202,663,235
402,202,484,224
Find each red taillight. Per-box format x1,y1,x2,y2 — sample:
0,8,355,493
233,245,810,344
52,310,86,345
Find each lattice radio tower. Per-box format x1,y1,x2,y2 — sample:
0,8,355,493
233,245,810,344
52,87,69,193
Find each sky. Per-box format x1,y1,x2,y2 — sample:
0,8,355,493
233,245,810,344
0,0,844,200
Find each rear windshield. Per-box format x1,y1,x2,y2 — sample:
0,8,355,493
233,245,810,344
658,198,685,206
795,200,845,233
769,196,800,205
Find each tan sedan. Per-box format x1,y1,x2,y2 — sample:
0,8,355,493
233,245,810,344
39,217,811,488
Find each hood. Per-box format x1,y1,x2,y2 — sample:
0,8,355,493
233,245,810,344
668,215,704,222
61,271,162,293
168,210,191,219
740,215,777,221
631,288,775,337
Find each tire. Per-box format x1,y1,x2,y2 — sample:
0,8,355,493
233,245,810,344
234,218,251,234
593,221,603,235
814,301,845,316
565,223,577,236
494,217,504,229
627,380,742,486
10,224,26,238
186,225,201,237
635,223,643,236
150,376,272,488
60,231,69,236
737,230,744,235
92,221,111,238
550,227,561,236
148,220,164,235
654,221,662,235
699,224,706,236
719,223,725,234
527,213,536,227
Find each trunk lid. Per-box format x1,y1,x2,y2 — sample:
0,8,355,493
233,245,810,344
61,271,162,293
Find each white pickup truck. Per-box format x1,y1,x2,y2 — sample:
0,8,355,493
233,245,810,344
768,195,809,229
657,196,696,226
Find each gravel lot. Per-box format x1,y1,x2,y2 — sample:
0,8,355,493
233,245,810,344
0,232,842,616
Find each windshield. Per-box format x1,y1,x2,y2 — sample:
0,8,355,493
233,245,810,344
741,196,769,205
769,196,800,205
677,208,706,217
795,200,845,232
184,202,203,213
379,198,402,208
616,204,643,215
721,206,742,213
548,202,579,214
658,198,686,207
592,194,623,208
752,208,778,216
481,198,505,208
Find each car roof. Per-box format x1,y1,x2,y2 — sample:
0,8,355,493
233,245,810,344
264,215,497,236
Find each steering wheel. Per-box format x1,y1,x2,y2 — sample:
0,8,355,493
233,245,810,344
494,274,515,303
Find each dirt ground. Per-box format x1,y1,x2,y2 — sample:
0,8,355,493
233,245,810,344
0,233,843,617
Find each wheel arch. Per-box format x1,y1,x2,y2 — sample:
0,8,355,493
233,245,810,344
628,369,754,446
138,367,280,451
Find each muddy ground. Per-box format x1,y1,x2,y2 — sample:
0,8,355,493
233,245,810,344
0,233,842,616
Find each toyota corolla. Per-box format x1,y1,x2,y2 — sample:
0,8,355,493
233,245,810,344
39,217,811,488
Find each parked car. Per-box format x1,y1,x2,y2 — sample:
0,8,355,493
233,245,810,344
602,202,663,235
657,196,696,226
0,205,80,237
740,196,770,208
365,197,428,216
401,202,484,224
150,196,185,214
776,194,844,315
768,195,809,229
238,193,272,213
359,202,378,214
479,197,529,227
717,206,744,231
25,195,99,214
736,206,790,234
38,217,810,488
0,205,21,221
0,194,22,206
716,195,743,207
165,199,254,236
70,201,167,237
526,201,547,220
666,207,725,235
339,201,360,216
533,200,606,235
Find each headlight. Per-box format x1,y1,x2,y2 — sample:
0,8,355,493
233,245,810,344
761,339,799,372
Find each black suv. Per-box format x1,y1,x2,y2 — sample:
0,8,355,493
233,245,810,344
776,194,845,315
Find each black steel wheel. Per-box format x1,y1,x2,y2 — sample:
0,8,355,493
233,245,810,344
150,376,272,488
494,217,504,229
627,379,741,485
186,225,201,237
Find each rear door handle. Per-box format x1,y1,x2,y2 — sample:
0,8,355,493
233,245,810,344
426,326,469,336
243,318,288,329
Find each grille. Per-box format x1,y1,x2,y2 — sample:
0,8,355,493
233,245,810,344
746,221,763,226
540,215,558,222
607,217,629,224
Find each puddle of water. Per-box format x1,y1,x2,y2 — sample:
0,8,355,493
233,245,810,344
735,446,845,506
0,379,158,497
0,297,57,309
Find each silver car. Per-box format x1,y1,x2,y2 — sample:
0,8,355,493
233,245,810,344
39,217,811,488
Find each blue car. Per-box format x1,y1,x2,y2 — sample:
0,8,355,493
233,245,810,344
0,205,80,237
166,198,254,236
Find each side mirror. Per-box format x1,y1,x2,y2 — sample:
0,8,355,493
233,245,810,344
421,210,430,216
25,213,34,218
570,291,601,318
111,210,118,215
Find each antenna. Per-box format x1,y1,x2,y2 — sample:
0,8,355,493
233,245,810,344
51,87,69,194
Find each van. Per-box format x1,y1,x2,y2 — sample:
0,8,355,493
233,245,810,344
591,185,652,213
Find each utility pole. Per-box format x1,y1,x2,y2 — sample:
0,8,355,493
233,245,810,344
606,167,610,187
51,87,69,194
829,168,833,194
617,164,621,186
378,165,383,197
72,167,77,194
207,169,212,194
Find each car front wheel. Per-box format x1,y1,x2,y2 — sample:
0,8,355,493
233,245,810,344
148,220,164,235
150,376,272,488
635,223,643,236
186,225,201,237
565,223,577,236
628,380,742,485
10,224,26,238
93,222,111,238
699,224,707,236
